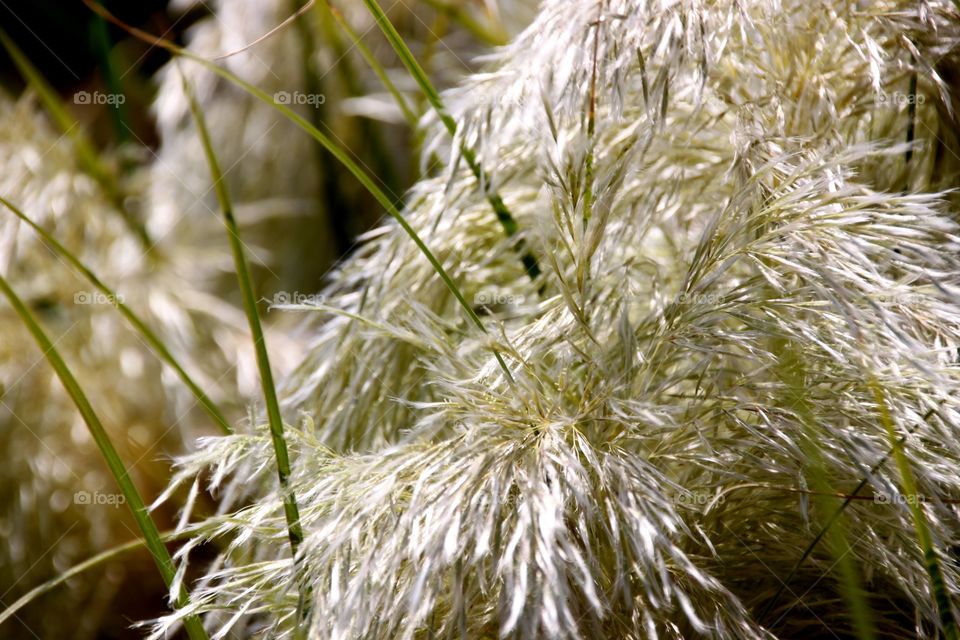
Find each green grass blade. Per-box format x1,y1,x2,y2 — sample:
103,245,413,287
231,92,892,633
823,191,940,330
767,341,876,639
761,374,959,638
86,1,514,382
89,3,131,143
0,195,232,435
0,527,193,628
321,2,442,183
871,382,959,640
0,274,209,640
291,0,366,252
0,538,145,627
182,70,318,634
179,72,305,557
357,0,452,130
324,4,418,129
757,408,934,626
355,0,542,280
308,0,401,200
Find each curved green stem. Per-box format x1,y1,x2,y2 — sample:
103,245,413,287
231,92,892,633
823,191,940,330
871,382,958,640
324,4,418,129
357,0,542,280
0,274,208,640
0,196,232,435
179,72,306,557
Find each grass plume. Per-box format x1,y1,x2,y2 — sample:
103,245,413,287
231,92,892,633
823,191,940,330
6,0,960,638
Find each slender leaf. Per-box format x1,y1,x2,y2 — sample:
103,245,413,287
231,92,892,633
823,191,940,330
179,71,306,558
0,195,233,435
0,528,190,628
324,3,418,129
0,274,209,640
872,382,959,640
356,0,542,280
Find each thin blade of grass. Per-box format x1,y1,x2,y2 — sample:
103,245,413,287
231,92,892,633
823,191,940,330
324,3,418,129
89,2,131,143
757,408,931,625
308,0,402,200
0,527,194,628
355,0,542,280
83,1,515,383
769,340,876,640
181,69,320,637
321,2,443,183
0,195,232,435
0,274,209,640
317,2,440,181
178,71,306,557
871,382,959,640
761,390,958,638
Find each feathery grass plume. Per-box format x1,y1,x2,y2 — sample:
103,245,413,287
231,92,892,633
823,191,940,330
152,0,960,637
